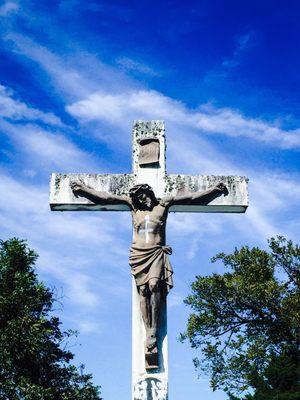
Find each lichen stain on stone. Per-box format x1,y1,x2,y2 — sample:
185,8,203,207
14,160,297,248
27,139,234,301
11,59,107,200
102,174,134,196
54,175,61,194
163,174,248,205
54,173,67,195
133,121,165,141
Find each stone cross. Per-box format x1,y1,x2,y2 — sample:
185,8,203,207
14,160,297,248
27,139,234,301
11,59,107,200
50,120,248,400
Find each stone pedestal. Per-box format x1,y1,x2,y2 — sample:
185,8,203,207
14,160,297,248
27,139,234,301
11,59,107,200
132,278,168,400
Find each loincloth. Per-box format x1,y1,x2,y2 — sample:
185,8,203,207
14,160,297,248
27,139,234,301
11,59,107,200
129,245,173,293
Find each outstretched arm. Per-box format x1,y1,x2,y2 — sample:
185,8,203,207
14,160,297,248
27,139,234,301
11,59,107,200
165,182,228,206
70,181,131,206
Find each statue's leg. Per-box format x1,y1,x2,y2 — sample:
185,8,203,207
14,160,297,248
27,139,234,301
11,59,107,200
139,284,151,335
148,278,161,350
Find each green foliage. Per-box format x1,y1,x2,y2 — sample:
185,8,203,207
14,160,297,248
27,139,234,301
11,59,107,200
181,236,300,399
0,238,101,400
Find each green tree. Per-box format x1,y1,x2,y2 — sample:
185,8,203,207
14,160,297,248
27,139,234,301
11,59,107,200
0,238,101,400
181,236,300,400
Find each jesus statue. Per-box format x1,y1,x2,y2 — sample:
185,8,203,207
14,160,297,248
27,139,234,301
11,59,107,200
70,180,227,363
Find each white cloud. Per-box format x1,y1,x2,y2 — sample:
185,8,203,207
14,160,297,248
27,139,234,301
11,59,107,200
0,119,100,174
18,126,97,172
0,1,18,17
4,33,137,100
1,68,298,256
0,84,63,126
66,89,188,126
65,86,300,247
37,252,100,308
67,89,300,149
2,34,300,260
76,320,102,334
6,33,300,150
117,57,160,77
194,105,300,149
0,84,103,175
60,313,102,334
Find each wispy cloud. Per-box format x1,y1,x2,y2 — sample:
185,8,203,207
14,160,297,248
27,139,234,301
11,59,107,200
67,88,300,149
60,313,102,334
221,32,254,69
204,31,256,84
66,90,186,126
0,120,100,174
1,49,299,255
117,57,160,77
195,105,300,149
0,84,63,126
1,29,300,303
4,33,137,100
0,86,128,306
5,32,299,151
0,1,18,17
0,83,102,174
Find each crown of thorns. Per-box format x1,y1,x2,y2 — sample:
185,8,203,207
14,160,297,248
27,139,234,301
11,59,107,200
128,184,154,198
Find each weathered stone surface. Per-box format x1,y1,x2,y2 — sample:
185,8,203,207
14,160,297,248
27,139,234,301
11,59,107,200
50,172,248,212
166,174,248,213
50,173,135,211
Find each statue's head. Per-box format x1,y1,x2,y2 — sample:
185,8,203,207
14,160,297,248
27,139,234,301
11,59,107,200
129,184,157,210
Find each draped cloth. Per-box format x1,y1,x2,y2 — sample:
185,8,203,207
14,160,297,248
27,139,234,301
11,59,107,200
129,245,173,294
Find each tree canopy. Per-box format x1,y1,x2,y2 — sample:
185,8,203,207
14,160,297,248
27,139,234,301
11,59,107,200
181,236,300,400
0,238,101,400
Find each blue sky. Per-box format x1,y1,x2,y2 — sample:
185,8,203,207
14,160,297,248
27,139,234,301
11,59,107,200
1,1,300,399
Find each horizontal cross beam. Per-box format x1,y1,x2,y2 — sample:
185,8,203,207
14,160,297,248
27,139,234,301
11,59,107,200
49,173,248,213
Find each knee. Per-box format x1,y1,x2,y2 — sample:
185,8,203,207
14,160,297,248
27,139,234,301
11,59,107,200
149,279,161,293
139,285,148,297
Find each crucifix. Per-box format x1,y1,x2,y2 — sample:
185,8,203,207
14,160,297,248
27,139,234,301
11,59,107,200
50,120,248,400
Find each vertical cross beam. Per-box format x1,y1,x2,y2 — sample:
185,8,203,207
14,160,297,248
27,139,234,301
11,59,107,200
131,122,169,399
